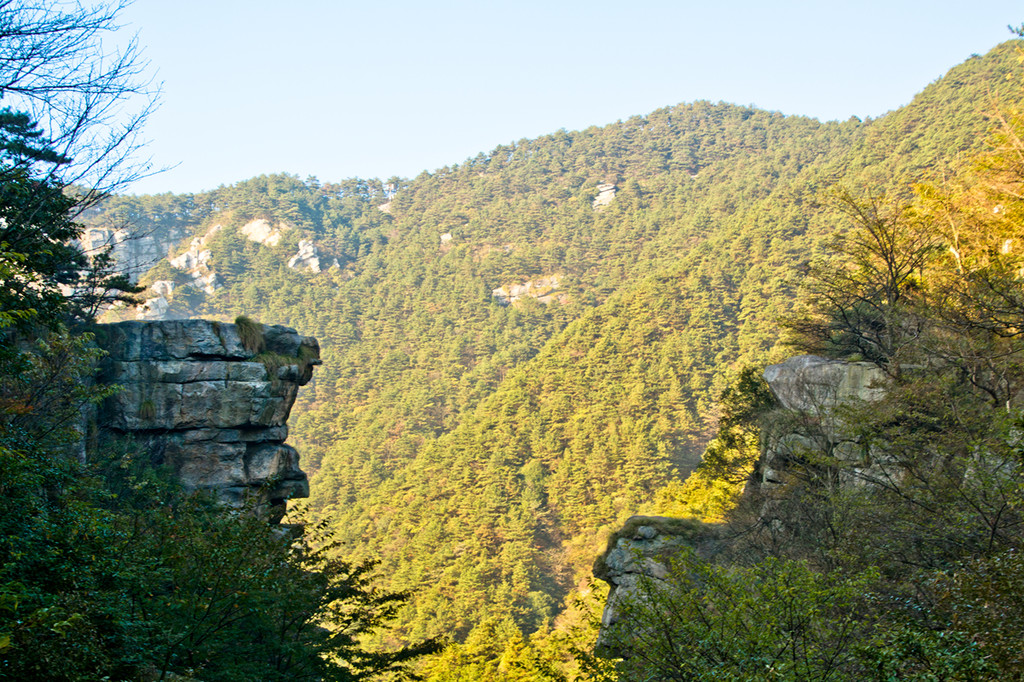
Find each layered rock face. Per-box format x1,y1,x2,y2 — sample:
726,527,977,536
79,224,191,283
762,354,885,413
757,355,886,492
95,319,319,521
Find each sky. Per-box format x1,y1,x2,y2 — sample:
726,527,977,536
120,1,1024,195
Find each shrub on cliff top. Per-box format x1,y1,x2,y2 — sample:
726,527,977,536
234,315,265,354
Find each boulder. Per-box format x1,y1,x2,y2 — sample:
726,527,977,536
763,355,885,412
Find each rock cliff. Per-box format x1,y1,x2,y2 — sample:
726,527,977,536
593,355,887,655
79,224,191,283
592,516,720,655
94,319,320,522
756,355,886,492
761,354,885,413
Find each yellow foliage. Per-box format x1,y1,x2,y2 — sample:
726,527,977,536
649,465,750,523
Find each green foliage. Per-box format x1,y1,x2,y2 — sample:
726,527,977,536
938,549,1024,675
91,40,1024,678
649,468,746,522
234,314,266,354
0,121,141,342
606,551,881,681
108,501,440,682
138,397,156,420
138,260,192,289
0,163,83,331
605,549,1002,682
860,626,996,682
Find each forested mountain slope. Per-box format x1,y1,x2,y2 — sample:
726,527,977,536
87,40,1024,676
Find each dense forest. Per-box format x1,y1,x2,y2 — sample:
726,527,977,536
5,0,1024,676
0,3,437,680
71,38,1024,679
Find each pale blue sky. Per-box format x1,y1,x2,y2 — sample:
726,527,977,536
121,1,1022,195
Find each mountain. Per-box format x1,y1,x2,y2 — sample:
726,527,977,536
83,41,1024,677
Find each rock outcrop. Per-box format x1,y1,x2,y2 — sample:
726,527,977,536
240,218,285,246
136,296,171,321
79,224,191,283
94,319,320,522
491,275,564,306
287,239,322,272
593,356,888,656
593,516,720,656
135,281,176,321
762,354,886,413
169,224,222,295
592,183,616,209
757,355,887,492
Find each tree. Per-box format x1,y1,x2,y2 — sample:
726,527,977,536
0,110,139,339
0,0,155,335
0,0,157,193
912,109,1024,407
785,189,936,376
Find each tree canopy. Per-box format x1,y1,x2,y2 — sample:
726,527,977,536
80,36,1024,679
0,2,437,680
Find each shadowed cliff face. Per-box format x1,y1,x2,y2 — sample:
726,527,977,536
756,355,887,493
95,319,320,522
593,356,887,657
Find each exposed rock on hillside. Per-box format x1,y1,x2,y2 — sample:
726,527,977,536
80,224,191,283
136,296,171,320
133,281,178,321
593,516,720,656
240,218,286,246
169,224,221,294
150,280,175,299
287,239,339,272
594,356,887,656
287,239,321,271
593,183,616,209
95,319,320,522
129,221,293,321
492,275,564,305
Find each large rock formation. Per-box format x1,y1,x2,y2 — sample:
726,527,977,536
762,354,886,413
593,516,720,656
168,224,221,295
94,319,319,522
79,224,191,284
593,356,887,656
757,355,887,492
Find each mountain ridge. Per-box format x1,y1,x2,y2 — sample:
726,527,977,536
82,39,1024,677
